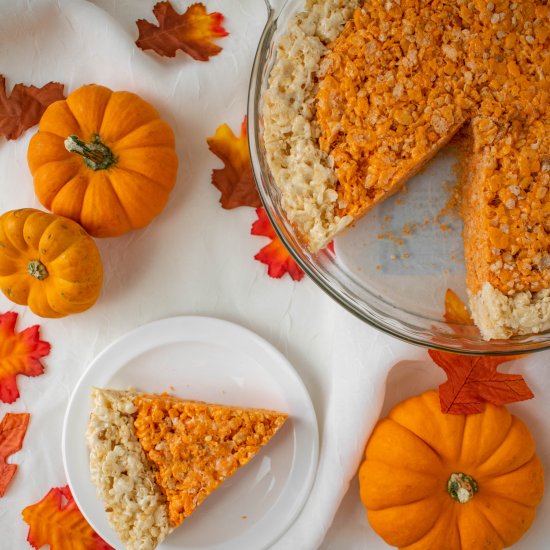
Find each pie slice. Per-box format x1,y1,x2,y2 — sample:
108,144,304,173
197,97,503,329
86,388,288,550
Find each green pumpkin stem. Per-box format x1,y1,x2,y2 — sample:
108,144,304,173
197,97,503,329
64,134,117,170
447,472,478,503
27,260,49,280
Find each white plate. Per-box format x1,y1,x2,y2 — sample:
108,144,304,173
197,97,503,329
62,316,319,550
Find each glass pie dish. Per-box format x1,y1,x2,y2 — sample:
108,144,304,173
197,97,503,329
247,0,550,355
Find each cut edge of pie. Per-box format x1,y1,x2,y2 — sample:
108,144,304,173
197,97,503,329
86,388,288,550
468,283,550,340
462,130,550,340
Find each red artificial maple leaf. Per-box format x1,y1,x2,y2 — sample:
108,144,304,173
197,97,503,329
0,75,65,140
250,207,304,281
207,116,261,209
0,311,50,404
0,412,30,497
251,208,335,281
22,485,113,550
429,349,533,415
136,1,228,61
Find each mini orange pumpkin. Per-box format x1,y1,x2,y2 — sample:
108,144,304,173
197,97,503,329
359,390,544,550
0,209,103,317
28,84,178,237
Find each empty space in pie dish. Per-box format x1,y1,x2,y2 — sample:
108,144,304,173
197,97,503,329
334,142,466,322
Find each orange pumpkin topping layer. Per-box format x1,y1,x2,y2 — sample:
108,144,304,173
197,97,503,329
314,0,549,338
316,0,471,219
133,393,287,528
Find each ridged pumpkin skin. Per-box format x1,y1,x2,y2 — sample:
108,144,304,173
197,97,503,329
0,209,103,317
28,84,178,237
359,390,544,550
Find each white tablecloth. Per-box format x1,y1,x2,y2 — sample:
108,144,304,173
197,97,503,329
0,1,548,549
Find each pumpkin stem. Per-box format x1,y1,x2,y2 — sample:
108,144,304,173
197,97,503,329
27,260,49,281
447,472,478,503
64,134,117,171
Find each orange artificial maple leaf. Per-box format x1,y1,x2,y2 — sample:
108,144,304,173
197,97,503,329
207,116,261,209
429,349,533,415
443,288,473,325
136,1,229,61
0,311,51,404
22,485,113,550
0,412,30,497
251,207,305,281
0,75,65,140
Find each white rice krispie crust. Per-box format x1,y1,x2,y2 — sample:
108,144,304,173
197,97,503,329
470,283,550,340
262,0,360,251
86,388,172,550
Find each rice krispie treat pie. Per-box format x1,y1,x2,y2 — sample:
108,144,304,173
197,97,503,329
263,0,549,340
